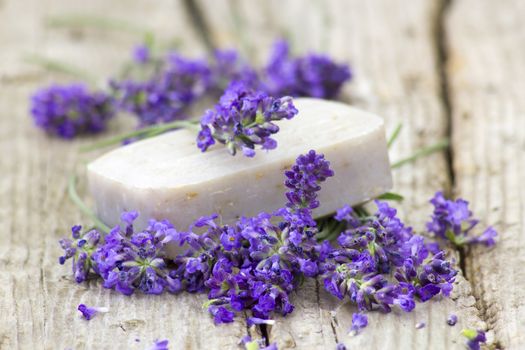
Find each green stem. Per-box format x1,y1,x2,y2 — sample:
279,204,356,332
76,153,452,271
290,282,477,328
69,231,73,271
23,54,97,83
391,138,449,169
68,175,110,234
387,123,403,148
45,14,153,40
79,120,200,152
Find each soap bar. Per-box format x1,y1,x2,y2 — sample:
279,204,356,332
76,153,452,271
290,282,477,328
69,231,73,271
87,98,392,232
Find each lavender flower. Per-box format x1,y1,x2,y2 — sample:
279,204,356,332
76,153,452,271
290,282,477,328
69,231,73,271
395,250,457,302
427,192,497,247
30,84,114,138
336,344,347,350
284,150,334,210
133,44,150,64
350,313,368,334
77,304,108,320
209,305,235,324
146,339,169,350
59,225,101,283
197,83,298,157
447,314,458,326
94,214,178,295
111,53,211,126
461,329,487,350
415,322,426,329
263,40,351,99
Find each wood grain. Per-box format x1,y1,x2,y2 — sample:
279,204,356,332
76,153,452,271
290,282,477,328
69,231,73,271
447,0,525,347
194,0,485,348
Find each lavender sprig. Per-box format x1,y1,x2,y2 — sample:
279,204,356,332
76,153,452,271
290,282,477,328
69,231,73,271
263,40,351,99
197,83,298,157
427,191,498,247
30,84,114,139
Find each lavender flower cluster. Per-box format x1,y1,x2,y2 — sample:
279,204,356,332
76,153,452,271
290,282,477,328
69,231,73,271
110,53,213,127
30,84,114,139
263,40,352,99
31,40,351,138
57,150,495,337
197,83,298,157
427,191,497,247
60,151,333,324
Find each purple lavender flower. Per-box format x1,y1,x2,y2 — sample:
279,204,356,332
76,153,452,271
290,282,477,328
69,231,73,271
92,214,179,295
427,192,497,247
462,329,487,350
197,83,297,157
111,53,211,127
147,339,169,350
395,250,457,302
59,225,101,283
350,312,368,334
336,344,347,350
133,44,150,64
30,84,114,138
263,40,351,99
77,304,108,320
415,322,426,329
209,305,235,324
447,314,458,326
284,150,334,210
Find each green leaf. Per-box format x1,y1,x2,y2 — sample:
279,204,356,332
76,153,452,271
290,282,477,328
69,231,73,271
245,341,261,350
391,138,449,169
461,329,477,340
387,123,403,148
376,192,404,201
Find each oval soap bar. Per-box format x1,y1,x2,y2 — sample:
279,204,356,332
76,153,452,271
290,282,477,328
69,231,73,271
87,98,392,230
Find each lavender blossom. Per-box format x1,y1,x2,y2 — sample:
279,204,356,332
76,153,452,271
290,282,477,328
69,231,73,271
427,192,497,247
133,44,150,64
146,339,169,350
284,150,334,210
263,40,351,99
30,84,114,138
77,304,108,320
59,225,101,283
447,314,458,326
197,83,298,157
111,53,211,126
93,214,178,295
350,313,368,334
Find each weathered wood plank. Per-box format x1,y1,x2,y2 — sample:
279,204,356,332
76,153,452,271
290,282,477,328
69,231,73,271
0,1,246,349
447,0,525,347
195,0,486,348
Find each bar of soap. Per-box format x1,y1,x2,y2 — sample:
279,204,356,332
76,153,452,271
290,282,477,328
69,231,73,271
87,98,392,232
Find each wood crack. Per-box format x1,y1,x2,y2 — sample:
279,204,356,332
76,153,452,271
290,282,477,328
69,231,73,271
435,0,497,342
183,0,216,53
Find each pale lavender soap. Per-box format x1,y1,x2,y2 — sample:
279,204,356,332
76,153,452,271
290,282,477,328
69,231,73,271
87,98,393,231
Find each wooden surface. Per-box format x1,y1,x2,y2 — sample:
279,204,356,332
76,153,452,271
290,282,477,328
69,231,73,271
0,0,522,349
447,0,525,348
